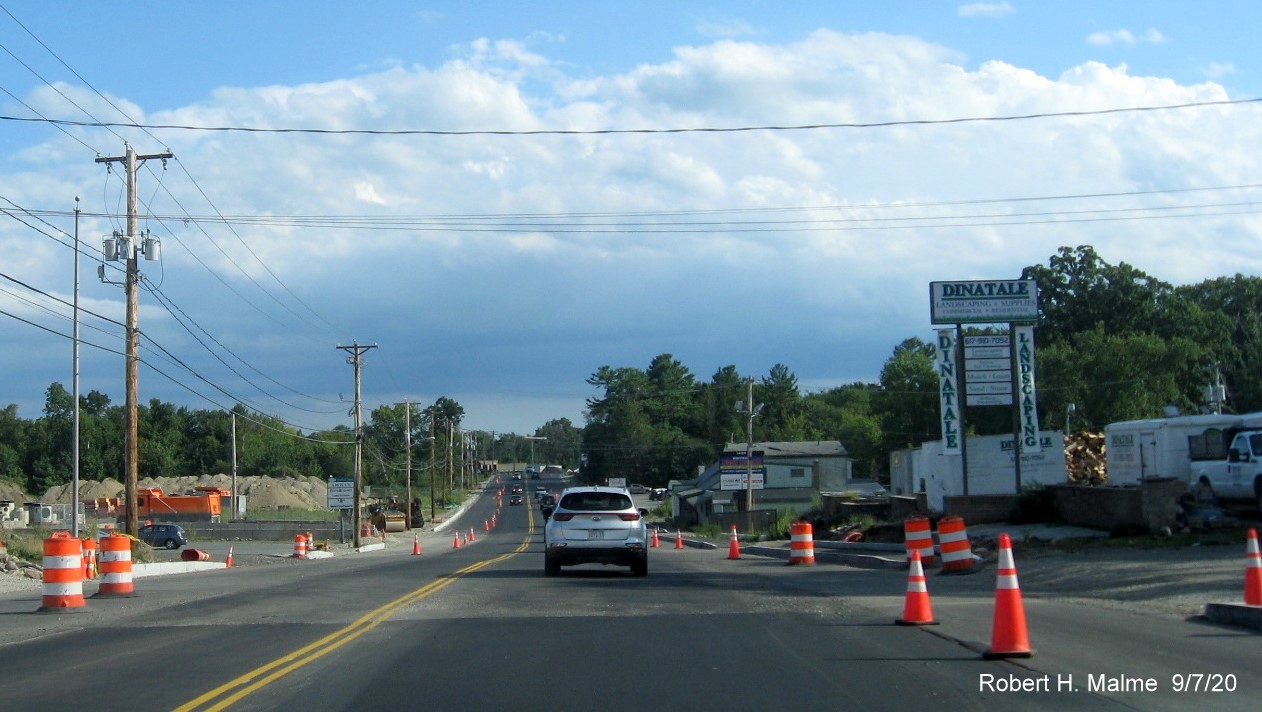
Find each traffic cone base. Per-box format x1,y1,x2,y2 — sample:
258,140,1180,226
1245,528,1262,606
984,533,1034,659
896,550,938,626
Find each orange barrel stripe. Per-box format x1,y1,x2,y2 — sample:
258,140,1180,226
96,532,136,597
293,534,308,559
40,532,86,610
789,521,815,565
903,515,937,566
937,515,975,572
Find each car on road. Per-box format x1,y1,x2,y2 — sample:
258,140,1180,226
138,523,189,550
539,493,557,520
509,494,524,506
511,483,524,494
544,486,648,577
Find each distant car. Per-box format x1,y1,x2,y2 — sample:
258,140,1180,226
649,488,667,501
511,484,524,494
628,483,647,494
138,523,188,550
509,495,524,506
541,465,564,478
544,486,648,577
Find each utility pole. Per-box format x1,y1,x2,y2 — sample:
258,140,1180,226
96,145,172,537
230,411,239,522
737,377,761,533
404,402,412,529
429,408,437,521
338,342,377,547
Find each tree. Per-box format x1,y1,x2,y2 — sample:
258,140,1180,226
761,363,804,440
874,338,939,451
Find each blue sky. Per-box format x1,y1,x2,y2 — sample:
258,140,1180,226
2,1,1262,437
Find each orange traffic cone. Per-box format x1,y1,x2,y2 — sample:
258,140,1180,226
651,528,661,548
727,524,741,560
412,533,423,556
469,527,476,542
1246,528,1262,606
225,545,235,568
983,533,1034,659
453,532,462,549
675,531,685,549
895,550,938,625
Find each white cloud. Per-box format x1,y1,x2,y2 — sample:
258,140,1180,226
957,2,1014,18
1086,28,1167,46
3,29,1254,435
1204,62,1236,79
696,17,761,38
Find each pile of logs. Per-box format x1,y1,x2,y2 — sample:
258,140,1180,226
1065,431,1107,485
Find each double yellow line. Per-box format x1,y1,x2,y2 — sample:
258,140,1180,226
175,535,532,712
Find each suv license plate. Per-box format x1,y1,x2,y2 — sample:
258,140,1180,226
587,529,604,540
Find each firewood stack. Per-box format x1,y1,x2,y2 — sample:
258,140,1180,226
1064,431,1107,485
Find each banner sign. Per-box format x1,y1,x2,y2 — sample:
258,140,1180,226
1015,325,1040,452
720,451,765,490
935,329,961,454
964,334,1012,406
930,279,1038,324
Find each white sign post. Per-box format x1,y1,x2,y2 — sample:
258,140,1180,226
935,329,961,454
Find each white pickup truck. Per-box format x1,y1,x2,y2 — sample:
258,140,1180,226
1190,429,1262,510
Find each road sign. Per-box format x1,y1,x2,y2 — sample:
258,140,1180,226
930,280,1038,324
327,477,354,509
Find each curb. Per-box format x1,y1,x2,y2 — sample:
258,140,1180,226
132,561,227,578
1202,601,1262,630
742,545,906,570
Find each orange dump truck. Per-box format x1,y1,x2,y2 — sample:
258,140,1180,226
96,485,228,523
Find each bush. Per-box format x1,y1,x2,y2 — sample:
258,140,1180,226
1008,484,1060,524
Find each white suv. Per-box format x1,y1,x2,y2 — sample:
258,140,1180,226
544,486,648,577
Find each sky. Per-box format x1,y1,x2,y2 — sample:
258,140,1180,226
2,1,1262,437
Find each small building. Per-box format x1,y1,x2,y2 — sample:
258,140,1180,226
673,440,864,529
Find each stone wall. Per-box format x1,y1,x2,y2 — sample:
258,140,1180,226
942,494,1016,523
1049,479,1186,532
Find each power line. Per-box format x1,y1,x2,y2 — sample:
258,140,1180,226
1,97,1257,136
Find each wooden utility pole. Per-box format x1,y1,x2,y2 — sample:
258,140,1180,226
96,146,171,537
429,408,437,521
337,342,377,547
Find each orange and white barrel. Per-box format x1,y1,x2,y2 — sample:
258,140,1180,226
96,532,136,597
789,521,815,565
81,536,98,580
39,532,86,611
938,515,976,573
904,515,937,567
293,534,308,559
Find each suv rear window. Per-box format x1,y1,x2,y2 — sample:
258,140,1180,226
560,492,633,512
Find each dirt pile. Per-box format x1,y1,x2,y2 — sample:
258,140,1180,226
39,474,331,510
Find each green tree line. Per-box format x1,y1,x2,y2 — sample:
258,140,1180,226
5,246,1261,496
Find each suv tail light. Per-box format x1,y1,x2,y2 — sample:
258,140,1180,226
551,513,574,521
618,513,641,522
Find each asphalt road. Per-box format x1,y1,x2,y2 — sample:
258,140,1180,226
1,478,1258,711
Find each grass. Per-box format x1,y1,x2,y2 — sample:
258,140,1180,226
2,527,155,564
